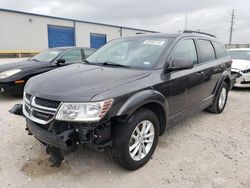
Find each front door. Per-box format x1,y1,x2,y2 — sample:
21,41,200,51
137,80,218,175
163,38,199,117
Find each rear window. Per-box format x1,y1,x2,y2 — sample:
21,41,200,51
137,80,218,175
197,39,216,63
213,42,227,58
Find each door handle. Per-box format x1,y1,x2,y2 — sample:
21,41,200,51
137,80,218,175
196,71,204,76
214,65,223,71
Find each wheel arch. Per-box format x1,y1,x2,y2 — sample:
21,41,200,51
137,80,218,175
214,71,231,97
116,90,169,136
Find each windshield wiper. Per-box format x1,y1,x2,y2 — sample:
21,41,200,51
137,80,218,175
83,59,91,64
101,61,130,68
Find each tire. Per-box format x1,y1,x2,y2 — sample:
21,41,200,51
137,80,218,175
112,108,159,170
207,82,229,114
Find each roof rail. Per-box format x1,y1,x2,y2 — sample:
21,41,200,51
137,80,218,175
183,30,216,38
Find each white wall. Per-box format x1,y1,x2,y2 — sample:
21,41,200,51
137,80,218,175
75,24,153,47
0,11,73,51
0,10,155,51
75,22,121,47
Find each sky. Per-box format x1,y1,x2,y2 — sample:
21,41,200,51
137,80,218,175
0,0,249,44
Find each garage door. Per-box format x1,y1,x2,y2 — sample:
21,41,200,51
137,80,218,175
90,33,107,49
48,25,75,48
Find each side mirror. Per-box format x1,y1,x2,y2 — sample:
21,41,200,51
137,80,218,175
168,58,193,72
55,58,66,66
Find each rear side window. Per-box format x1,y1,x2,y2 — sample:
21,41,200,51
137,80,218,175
84,49,95,58
212,42,227,58
197,39,215,63
61,49,82,62
171,39,198,65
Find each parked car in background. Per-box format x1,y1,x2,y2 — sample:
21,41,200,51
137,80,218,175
228,48,250,88
14,31,233,170
0,47,95,95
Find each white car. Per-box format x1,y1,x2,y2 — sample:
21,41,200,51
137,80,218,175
228,48,250,88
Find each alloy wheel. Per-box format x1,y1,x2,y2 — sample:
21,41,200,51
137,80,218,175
129,120,155,161
218,87,227,109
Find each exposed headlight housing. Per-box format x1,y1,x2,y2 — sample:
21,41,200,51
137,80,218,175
55,99,113,122
241,69,250,74
0,69,21,79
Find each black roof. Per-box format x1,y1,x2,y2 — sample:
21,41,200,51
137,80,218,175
122,32,218,41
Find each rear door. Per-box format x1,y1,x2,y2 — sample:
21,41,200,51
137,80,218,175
185,39,216,107
186,39,226,108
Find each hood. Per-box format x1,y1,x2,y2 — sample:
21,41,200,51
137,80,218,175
231,59,250,71
0,59,49,72
25,63,151,102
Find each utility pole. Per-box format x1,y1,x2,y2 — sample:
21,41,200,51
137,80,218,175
184,13,187,30
229,9,235,45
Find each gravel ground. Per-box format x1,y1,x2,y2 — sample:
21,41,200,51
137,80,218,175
0,89,249,188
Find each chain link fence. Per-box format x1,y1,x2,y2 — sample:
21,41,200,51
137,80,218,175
224,44,250,49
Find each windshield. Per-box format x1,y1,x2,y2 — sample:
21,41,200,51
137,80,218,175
86,37,169,69
32,49,63,62
228,50,250,61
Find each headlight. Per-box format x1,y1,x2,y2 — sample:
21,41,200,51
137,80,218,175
0,69,21,79
55,99,113,122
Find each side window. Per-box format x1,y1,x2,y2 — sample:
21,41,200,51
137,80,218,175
60,49,82,62
171,39,198,65
197,40,216,63
84,49,95,58
212,42,227,58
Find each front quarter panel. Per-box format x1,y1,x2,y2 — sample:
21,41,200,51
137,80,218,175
117,90,168,116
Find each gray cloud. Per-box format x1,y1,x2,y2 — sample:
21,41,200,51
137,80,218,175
0,0,249,43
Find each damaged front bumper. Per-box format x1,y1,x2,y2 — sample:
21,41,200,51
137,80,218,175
234,73,250,88
10,100,114,166
26,119,113,151
26,119,76,151
10,104,113,152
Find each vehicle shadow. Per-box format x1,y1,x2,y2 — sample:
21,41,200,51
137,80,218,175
0,94,22,101
231,87,250,92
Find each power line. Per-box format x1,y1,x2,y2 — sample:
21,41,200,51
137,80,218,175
229,9,235,45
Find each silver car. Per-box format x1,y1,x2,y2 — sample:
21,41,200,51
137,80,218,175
228,48,250,88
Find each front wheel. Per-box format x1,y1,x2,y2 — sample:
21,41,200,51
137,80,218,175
112,108,159,170
207,82,229,114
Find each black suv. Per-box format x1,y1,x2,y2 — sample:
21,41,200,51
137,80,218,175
18,31,233,170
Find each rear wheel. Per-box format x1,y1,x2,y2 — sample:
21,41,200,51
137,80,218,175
207,82,229,114
112,108,159,170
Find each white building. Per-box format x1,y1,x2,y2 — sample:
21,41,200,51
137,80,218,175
0,8,156,54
